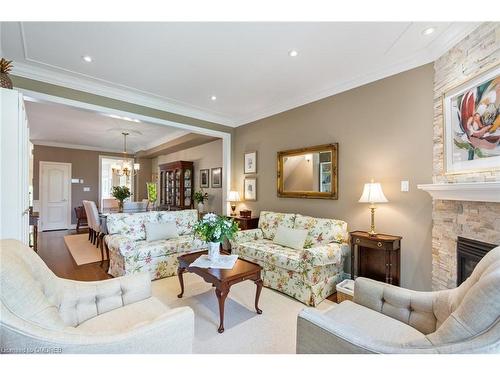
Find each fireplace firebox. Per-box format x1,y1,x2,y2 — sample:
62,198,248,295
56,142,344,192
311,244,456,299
456,236,497,286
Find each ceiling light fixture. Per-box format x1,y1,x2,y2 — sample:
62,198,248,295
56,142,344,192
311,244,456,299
211,95,217,101
82,55,93,63
422,27,435,36
289,49,298,57
111,132,140,178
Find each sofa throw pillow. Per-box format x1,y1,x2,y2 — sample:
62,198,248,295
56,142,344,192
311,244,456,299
272,226,308,250
145,222,178,242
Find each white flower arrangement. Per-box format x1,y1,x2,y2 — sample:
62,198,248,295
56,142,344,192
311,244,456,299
193,213,239,243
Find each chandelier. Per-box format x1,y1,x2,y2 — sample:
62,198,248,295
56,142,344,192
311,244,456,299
112,132,140,177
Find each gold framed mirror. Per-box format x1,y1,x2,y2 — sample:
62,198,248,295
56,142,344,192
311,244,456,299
277,143,338,199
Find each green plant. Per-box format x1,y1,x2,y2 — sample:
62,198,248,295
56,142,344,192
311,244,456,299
111,185,131,203
194,190,209,204
193,213,238,243
146,182,157,202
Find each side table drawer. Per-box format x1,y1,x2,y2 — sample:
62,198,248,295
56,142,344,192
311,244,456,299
352,236,397,251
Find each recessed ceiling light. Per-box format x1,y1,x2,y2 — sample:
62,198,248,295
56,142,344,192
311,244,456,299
422,27,435,36
82,55,93,63
211,95,217,101
289,49,298,57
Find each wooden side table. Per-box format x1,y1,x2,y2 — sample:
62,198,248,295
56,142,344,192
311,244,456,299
223,216,259,252
350,231,401,286
227,216,259,231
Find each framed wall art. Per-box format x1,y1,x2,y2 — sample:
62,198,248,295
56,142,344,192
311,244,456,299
200,169,209,188
443,64,500,174
244,177,257,201
211,167,222,188
244,151,257,174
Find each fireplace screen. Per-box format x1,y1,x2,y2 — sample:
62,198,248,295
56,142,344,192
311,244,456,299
456,236,497,286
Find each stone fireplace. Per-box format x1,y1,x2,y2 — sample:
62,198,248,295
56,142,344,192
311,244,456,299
427,198,500,290
419,23,500,291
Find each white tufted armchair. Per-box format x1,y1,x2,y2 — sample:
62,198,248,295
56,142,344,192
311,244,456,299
297,246,500,354
0,240,194,354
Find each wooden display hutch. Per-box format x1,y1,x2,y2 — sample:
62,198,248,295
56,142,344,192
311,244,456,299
158,161,194,210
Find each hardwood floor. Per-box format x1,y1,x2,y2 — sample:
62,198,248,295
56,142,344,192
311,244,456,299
37,229,110,281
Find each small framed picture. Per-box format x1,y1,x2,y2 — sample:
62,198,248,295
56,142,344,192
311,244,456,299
244,177,257,201
211,167,222,188
200,169,209,188
244,151,257,174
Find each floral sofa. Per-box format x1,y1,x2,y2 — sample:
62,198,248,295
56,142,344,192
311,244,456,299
230,211,349,307
105,209,207,280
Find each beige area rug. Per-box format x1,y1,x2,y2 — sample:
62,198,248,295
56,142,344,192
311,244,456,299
64,234,108,265
151,273,335,354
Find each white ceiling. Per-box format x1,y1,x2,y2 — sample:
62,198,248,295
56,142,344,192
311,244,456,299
25,99,188,153
2,22,480,126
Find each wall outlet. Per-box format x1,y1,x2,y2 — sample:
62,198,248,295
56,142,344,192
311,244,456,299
401,180,409,192
83,187,90,192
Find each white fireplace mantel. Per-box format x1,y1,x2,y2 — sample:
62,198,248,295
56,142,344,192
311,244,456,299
417,182,500,203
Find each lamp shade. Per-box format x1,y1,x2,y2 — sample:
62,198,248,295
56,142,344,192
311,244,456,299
228,191,241,202
358,182,388,203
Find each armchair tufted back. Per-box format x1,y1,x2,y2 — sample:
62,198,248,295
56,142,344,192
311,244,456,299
0,240,65,330
1,240,152,330
354,246,500,345
428,246,500,345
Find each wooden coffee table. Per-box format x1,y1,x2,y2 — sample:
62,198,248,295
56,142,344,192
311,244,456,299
177,251,263,333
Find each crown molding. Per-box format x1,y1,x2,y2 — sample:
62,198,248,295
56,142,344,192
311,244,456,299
234,23,482,126
426,23,481,61
32,131,190,154
234,49,436,125
142,130,190,151
31,140,125,154
12,22,481,128
12,61,238,127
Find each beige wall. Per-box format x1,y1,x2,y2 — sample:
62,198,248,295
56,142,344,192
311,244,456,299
152,139,223,214
233,64,434,291
135,157,153,201
33,145,152,224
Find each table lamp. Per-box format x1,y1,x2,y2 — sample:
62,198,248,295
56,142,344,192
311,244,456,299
358,180,388,236
228,191,241,216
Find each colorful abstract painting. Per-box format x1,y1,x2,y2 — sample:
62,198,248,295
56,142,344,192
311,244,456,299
444,65,500,173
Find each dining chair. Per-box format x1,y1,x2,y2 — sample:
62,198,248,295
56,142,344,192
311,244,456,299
73,206,88,233
102,198,119,209
87,201,101,247
81,201,94,243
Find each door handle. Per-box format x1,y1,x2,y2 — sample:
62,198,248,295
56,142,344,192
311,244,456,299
62,199,67,202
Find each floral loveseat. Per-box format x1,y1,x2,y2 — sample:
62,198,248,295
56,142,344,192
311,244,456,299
230,211,349,306
105,210,207,280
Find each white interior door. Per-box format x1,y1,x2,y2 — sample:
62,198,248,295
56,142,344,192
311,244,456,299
40,162,71,231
